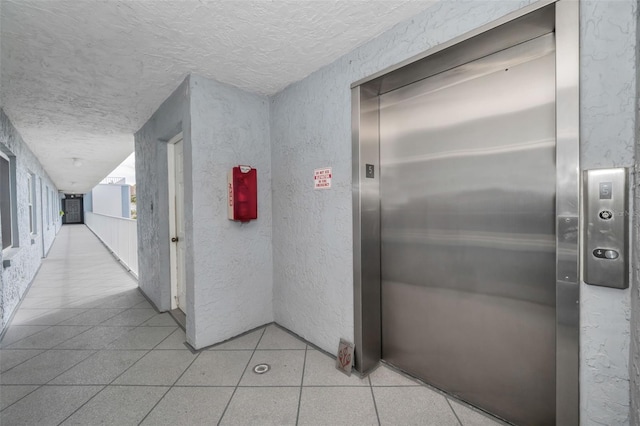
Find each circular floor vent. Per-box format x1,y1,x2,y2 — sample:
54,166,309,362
253,364,270,374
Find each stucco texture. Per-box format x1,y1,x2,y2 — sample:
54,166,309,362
135,75,273,349
580,1,637,424
134,0,638,421
0,109,61,333
270,0,533,360
271,0,637,423
631,3,640,425
135,77,190,313
189,75,273,347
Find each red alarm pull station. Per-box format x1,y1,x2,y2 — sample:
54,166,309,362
228,166,257,222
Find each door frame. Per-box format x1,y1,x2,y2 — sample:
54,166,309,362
62,195,84,224
39,179,46,257
167,132,183,311
351,1,579,424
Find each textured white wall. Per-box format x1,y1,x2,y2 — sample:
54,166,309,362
0,109,61,333
580,1,637,424
92,185,124,218
132,0,637,420
2,1,438,194
135,77,190,313
630,4,640,425
136,74,273,349
270,0,637,423
188,75,273,348
270,0,533,358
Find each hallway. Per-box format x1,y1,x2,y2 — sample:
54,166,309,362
0,225,503,425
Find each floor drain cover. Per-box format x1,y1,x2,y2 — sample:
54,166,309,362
253,364,270,374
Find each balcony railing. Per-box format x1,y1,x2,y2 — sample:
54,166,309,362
100,177,126,185
85,212,138,277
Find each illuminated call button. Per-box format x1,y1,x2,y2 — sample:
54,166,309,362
599,210,613,220
604,250,619,259
593,249,619,259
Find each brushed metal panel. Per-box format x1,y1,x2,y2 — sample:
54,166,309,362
583,168,629,289
352,85,382,374
554,2,580,424
352,1,556,91
379,35,556,426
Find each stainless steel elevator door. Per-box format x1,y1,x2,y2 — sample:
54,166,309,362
379,35,556,426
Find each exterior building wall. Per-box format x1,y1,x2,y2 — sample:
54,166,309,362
91,184,130,218
121,185,129,218
0,109,61,334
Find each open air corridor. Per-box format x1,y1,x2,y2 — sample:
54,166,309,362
0,225,503,425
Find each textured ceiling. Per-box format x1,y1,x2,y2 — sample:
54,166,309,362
1,0,436,193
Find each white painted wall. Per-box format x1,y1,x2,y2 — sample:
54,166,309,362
136,75,273,349
0,109,61,333
134,1,637,421
270,0,535,362
580,2,636,424
92,184,129,218
270,0,637,423
632,6,640,424
188,75,273,348
135,77,189,313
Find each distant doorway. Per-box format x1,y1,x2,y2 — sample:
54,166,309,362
63,195,84,224
167,133,186,316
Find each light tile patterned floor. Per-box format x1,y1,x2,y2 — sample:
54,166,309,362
0,225,507,425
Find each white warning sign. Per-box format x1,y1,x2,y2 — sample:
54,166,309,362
314,167,332,189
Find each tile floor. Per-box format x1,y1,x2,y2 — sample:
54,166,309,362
0,225,506,425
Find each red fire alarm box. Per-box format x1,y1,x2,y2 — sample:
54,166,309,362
228,166,257,222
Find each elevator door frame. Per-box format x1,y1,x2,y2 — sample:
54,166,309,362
351,1,579,424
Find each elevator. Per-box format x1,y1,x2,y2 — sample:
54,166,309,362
352,2,579,425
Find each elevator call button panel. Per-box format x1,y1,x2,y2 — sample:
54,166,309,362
583,168,629,289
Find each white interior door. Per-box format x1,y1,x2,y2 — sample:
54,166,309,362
168,135,186,313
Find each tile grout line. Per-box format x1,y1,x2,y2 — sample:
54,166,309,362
136,343,204,425
53,315,182,425
54,385,109,426
53,335,162,423
0,292,150,412
217,327,267,426
3,383,331,388
4,323,93,353
4,306,89,332
295,344,308,425
49,307,176,351
2,298,147,353
0,348,46,376
0,324,55,349
369,375,381,426
445,396,464,426
0,385,41,414
2,308,179,384
0,346,98,413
